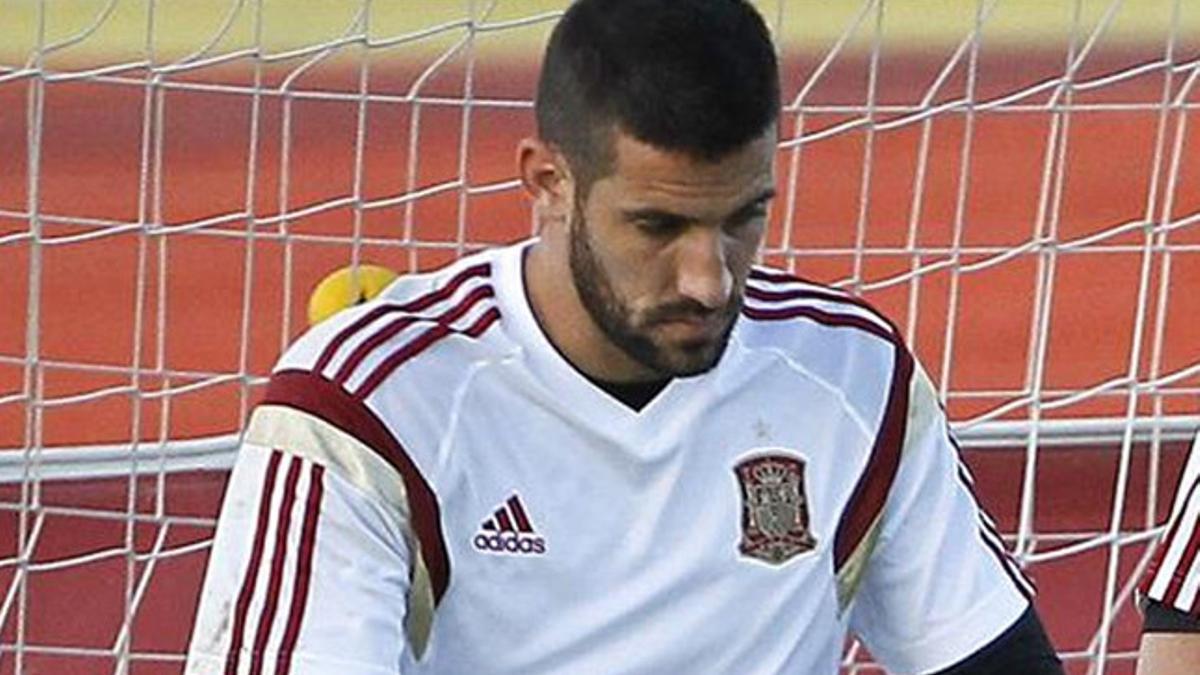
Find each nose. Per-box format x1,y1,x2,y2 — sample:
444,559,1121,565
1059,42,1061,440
674,227,732,310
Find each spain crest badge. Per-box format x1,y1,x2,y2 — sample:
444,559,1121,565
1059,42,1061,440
734,453,817,565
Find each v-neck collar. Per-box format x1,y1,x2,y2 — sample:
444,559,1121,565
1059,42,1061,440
585,376,672,412
493,240,733,444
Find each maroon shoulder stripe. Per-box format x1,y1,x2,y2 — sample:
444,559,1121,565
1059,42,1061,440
333,316,419,384
464,306,501,338
313,262,491,374
742,304,894,344
276,463,325,675
262,370,452,605
248,456,303,675
333,284,496,386
748,268,856,295
225,450,283,675
744,284,880,316
833,343,913,571
744,267,894,338
351,304,501,400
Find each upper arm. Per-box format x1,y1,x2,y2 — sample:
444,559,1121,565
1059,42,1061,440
1140,433,1200,617
848,362,1036,674
1137,434,1200,673
186,405,418,675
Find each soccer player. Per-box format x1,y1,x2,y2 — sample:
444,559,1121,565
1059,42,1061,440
186,1,1062,672
1138,431,1200,674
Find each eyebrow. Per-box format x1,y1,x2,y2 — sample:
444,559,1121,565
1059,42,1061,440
622,188,777,225
727,188,777,221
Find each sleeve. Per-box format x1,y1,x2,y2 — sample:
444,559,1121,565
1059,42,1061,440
1143,600,1200,633
185,404,421,675
1140,432,1200,619
847,360,1036,675
931,606,1062,674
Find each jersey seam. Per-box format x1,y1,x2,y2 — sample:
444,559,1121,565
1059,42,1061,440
740,340,876,444
351,309,512,397
247,404,411,553
435,353,512,477
244,424,408,527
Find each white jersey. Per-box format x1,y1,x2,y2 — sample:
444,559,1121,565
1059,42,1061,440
186,240,1032,675
1141,433,1200,616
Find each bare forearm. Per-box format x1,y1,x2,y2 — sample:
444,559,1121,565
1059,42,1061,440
1138,633,1200,675
1138,600,1200,675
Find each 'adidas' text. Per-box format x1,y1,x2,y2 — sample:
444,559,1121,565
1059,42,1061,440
472,532,546,555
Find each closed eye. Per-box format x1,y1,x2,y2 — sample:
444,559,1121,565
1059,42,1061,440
630,212,690,236
724,206,769,232
725,190,775,231
728,207,768,226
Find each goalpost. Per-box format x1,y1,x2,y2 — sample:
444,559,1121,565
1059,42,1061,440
1,1,1197,673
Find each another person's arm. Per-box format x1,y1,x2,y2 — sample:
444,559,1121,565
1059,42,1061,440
1138,602,1200,674
1137,433,1200,675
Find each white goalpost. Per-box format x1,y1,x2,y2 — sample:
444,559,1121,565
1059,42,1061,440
1,1,1197,673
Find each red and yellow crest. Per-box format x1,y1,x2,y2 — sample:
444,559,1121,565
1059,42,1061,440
734,453,817,565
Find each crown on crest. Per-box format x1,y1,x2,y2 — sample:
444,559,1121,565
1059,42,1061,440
752,460,792,484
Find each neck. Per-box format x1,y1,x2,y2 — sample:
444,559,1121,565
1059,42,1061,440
523,238,660,383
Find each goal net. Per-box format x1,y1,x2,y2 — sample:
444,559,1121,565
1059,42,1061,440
1,1,1197,673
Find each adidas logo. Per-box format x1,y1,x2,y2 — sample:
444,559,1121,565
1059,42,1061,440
472,493,546,556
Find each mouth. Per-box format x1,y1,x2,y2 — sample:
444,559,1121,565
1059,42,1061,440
652,313,724,342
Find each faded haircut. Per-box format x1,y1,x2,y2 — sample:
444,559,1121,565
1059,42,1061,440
535,0,780,194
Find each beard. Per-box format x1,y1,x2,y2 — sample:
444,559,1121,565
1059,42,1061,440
567,204,741,378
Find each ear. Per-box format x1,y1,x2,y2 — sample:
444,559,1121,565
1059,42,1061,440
518,137,574,224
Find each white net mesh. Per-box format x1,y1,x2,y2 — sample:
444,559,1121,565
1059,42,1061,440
1,1,1198,673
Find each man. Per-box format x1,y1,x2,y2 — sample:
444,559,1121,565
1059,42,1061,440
1138,432,1200,674
186,1,1062,672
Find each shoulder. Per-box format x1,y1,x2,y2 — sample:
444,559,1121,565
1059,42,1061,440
275,249,508,399
737,266,905,371
245,248,511,523
732,267,918,450
740,266,900,345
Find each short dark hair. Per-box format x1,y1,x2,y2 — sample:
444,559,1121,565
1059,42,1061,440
535,0,780,191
